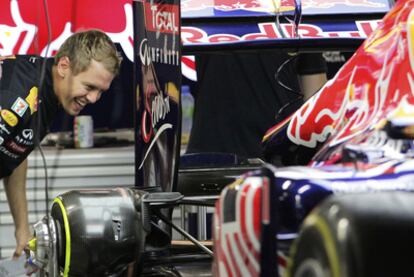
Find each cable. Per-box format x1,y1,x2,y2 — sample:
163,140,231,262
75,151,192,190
293,0,302,38
274,54,303,122
36,0,53,238
272,0,302,39
270,0,305,122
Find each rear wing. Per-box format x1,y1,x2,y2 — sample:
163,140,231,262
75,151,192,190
182,0,394,53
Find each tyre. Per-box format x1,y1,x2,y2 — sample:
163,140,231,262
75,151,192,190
287,192,414,277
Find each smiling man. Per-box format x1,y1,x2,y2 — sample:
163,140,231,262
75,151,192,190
0,29,121,258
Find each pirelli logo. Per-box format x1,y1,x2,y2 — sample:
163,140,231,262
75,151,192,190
11,97,29,117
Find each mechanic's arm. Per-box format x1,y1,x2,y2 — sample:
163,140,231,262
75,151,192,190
3,159,32,258
299,72,328,101
296,53,328,101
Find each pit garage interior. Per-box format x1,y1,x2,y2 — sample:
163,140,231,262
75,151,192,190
0,0,406,277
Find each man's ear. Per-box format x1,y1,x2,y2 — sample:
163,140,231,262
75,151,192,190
56,56,71,78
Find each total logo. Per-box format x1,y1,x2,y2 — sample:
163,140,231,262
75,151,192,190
15,129,34,146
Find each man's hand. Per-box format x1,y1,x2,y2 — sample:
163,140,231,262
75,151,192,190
14,225,32,258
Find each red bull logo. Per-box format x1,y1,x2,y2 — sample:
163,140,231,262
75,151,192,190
182,20,380,46
276,0,414,162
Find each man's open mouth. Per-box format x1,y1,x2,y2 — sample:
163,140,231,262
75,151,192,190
75,98,86,108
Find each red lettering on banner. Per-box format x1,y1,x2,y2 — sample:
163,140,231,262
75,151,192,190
243,23,280,40
145,3,179,34
181,21,381,46
296,24,324,38
209,34,239,43
357,21,380,37
181,27,206,44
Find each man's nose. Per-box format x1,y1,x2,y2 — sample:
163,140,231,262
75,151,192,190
86,91,101,104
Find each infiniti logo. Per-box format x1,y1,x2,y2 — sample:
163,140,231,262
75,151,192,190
22,129,33,140
139,38,151,66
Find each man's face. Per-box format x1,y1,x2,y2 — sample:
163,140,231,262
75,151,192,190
57,59,114,116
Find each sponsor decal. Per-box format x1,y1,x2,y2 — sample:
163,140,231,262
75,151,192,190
11,97,29,117
22,129,33,140
0,146,19,159
1,109,18,127
6,140,27,153
0,123,11,135
181,20,380,45
138,81,178,168
151,94,171,128
15,135,33,146
145,3,179,34
15,129,34,146
25,87,38,114
323,51,346,63
139,38,179,66
141,82,175,143
141,93,171,143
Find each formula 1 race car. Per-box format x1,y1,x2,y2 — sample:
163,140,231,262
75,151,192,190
26,0,414,276
214,0,414,276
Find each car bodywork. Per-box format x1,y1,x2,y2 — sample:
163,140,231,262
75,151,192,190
214,1,414,276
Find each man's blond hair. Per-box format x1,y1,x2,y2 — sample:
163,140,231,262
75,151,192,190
54,29,121,76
